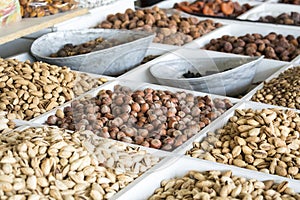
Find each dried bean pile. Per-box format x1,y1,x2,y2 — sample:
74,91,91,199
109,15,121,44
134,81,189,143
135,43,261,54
203,32,300,61
0,126,159,199
46,85,233,151
174,0,252,18
251,67,300,109
186,108,300,179
259,12,300,26
148,170,300,199
97,7,222,46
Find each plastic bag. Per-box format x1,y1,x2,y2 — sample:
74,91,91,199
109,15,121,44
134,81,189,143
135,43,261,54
19,0,78,18
0,0,21,27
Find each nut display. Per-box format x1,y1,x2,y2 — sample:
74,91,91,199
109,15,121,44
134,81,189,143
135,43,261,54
251,66,300,109
258,12,300,26
0,126,159,199
148,170,300,199
203,33,300,61
0,57,108,120
0,58,76,120
279,0,300,4
19,0,78,18
46,85,233,151
174,0,253,18
96,7,222,46
186,108,300,179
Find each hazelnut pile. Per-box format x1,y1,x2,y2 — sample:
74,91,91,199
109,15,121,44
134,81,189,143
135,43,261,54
258,12,300,26
46,85,233,151
203,32,300,61
174,0,253,18
96,7,222,46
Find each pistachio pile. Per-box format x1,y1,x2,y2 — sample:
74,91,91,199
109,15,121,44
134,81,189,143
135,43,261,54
186,108,300,179
148,170,300,199
0,126,159,199
0,58,109,120
251,66,300,109
0,58,76,120
46,85,233,151
97,7,222,46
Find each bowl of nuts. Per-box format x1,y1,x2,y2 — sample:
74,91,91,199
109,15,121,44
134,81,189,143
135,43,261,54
150,56,263,97
31,29,155,76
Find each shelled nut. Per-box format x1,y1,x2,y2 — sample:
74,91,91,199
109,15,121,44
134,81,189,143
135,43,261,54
148,170,300,199
203,32,300,61
251,66,300,109
0,126,159,199
96,7,222,46
82,131,160,176
46,85,233,151
186,108,300,179
174,0,253,18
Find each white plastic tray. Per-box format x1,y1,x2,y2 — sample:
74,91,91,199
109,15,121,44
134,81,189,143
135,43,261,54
238,2,300,22
113,155,300,199
121,48,288,93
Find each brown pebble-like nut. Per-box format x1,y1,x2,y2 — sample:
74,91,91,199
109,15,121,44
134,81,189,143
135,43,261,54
223,42,233,52
134,135,144,145
150,139,162,149
141,141,150,147
131,102,141,112
47,115,58,125
141,103,150,113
